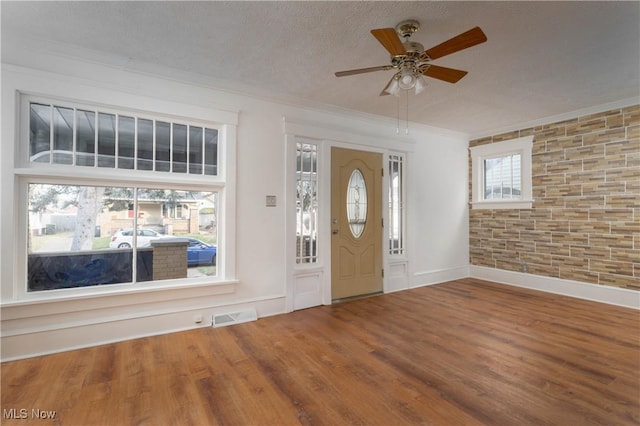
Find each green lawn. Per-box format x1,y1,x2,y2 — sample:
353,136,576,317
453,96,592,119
175,233,217,245
92,236,112,249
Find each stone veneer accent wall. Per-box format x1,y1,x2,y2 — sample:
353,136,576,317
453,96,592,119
469,105,639,290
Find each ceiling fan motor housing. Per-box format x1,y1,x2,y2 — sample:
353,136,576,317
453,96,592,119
402,41,425,55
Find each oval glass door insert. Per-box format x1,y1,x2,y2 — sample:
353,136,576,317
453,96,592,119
347,168,367,238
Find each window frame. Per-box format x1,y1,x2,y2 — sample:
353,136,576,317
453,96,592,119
295,139,319,264
469,136,534,210
388,153,406,256
13,93,234,300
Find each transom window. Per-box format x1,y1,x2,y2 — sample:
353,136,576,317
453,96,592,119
29,102,218,175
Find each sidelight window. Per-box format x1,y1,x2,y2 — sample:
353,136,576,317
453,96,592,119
295,141,318,264
388,154,405,255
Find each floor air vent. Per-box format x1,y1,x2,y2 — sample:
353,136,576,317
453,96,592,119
212,308,257,328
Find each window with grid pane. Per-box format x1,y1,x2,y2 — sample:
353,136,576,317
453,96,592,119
21,96,224,293
29,102,218,175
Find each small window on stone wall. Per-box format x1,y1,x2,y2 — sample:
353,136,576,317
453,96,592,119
470,136,534,209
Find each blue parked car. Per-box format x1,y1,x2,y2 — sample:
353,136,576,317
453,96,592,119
186,238,217,266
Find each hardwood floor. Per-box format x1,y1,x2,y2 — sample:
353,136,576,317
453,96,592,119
2,278,639,425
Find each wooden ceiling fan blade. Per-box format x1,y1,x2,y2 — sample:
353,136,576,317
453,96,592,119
371,28,406,56
421,64,468,83
335,65,393,77
424,26,487,60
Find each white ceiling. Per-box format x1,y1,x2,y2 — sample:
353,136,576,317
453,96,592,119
2,1,639,137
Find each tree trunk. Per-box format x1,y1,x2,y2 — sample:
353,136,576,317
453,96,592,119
71,187,106,251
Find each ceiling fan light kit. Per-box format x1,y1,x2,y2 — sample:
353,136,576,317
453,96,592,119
382,77,400,96
398,68,417,90
414,75,427,95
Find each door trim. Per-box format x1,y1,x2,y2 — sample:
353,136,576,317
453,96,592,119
284,117,413,311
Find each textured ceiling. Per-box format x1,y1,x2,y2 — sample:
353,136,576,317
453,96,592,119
2,1,639,137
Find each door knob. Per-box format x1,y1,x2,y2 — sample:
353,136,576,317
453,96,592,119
332,229,339,234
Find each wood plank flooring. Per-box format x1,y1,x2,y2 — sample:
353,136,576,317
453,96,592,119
2,278,639,425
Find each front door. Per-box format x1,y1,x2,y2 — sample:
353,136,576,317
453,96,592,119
331,147,383,300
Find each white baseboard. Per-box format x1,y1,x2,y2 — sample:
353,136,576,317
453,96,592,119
1,295,286,361
412,265,470,289
469,265,640,310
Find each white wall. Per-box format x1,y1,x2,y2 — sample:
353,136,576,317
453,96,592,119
0,43,470,360
409,130,470,286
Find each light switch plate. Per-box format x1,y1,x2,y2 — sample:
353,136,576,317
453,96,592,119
266,195,277,207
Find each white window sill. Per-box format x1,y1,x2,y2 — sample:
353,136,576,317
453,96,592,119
471,200,534,210
1,279,238,309
293,263,325,274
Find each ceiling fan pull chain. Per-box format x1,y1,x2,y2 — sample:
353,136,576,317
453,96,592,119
405,89,410,135
396,94,400,135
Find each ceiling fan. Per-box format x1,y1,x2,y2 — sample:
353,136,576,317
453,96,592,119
335,20,487,96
